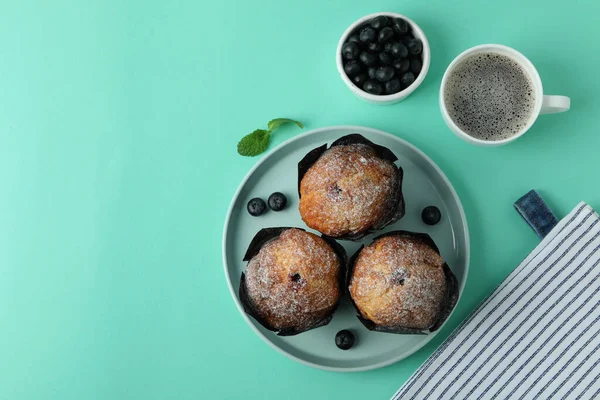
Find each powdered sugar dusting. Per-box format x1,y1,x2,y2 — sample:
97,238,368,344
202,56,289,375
244,229,340,331
349,235,446,329
299,144,399,237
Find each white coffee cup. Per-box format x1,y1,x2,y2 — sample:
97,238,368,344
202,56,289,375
440,44,570,147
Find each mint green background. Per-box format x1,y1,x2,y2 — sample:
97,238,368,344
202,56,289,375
1,0,598,399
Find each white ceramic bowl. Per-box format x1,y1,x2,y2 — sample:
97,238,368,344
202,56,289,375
336,12,431,105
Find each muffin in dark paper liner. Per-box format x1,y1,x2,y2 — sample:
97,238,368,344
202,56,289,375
298,133,405,241
239,227,346,336
347,230,458,334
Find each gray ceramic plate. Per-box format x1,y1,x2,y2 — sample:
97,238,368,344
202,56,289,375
222,126,469,372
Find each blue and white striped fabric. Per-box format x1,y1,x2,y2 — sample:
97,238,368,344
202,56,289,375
393,202,600,400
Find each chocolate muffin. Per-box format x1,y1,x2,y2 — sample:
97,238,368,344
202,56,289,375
239,227,346,336
348,231,458,334
298,134,404,241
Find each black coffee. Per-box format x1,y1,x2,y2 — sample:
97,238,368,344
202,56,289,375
444,52,536,141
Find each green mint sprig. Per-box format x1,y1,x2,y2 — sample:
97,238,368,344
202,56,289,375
237,118,304,156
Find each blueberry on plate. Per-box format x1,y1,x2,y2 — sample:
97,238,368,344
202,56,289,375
422,206,441,225
385,78,402,94
393,58,410,73
410,58,422,74
363,80,383,95
247,198,266,216
342,42,360,60
359,27,377,43
390,42,408,59
400,71,416,88
359,51,378,67
367,66,377,80
391,18,409,35
335,330,355,350
268,192,287,211
367,41,382,53
379,52,393,66
344,60,362,76
378,26,394,43
406,38,423,55
347,34,362,46
375,66,395,83
370,15,389,30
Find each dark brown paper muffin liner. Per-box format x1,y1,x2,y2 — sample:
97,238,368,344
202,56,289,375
346,230,459,334
239,227,347,336
297,133,405,241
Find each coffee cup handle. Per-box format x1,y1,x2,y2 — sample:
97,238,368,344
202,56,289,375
540,95,570,114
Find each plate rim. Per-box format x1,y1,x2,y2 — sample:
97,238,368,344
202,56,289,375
222,125,470,372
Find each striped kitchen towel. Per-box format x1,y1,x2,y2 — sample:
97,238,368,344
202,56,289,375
393,202,600,400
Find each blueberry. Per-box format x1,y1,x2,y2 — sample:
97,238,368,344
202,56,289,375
393,58,410,73
247,198,266,217
390,42,408,59
379,52,393,66
422,206,441,225
410,58,422,75
352,73,368,87
359,51,378,67
383,42,393,54
385,78,402,94
367,41,382,53
359,27,377,43
391,18,409,35
406,38,423,55
268,192,287,211
400,71,415,88
367,66,377,80
370,15,390,30
335,330,355,350
375,66,395,82
344,60,362,76
363,80,383,95
347,34,362,46
342,42,360,61
378,26,394,43
401,35,412,45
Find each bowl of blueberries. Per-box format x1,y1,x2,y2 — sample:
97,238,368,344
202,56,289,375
337,12,430,104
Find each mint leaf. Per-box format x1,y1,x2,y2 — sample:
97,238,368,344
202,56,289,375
237,129,271,156
267,118,304,132
236,118,304,157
